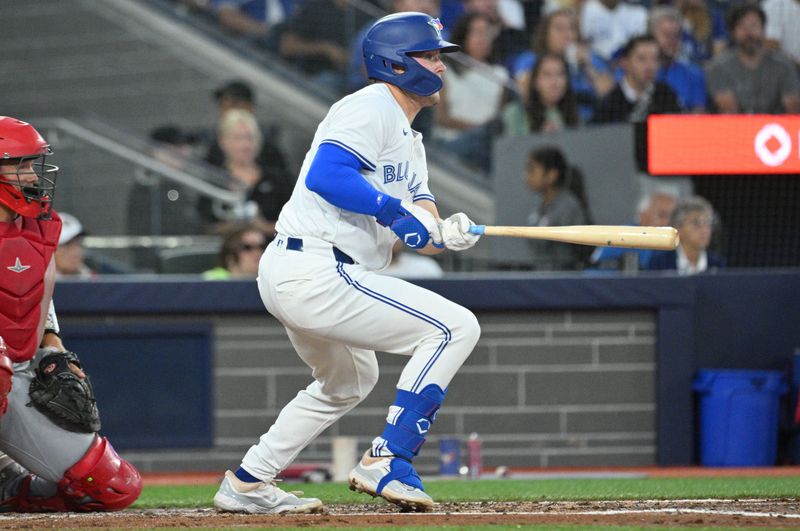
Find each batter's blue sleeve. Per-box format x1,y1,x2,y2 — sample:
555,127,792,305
306,144,433,248
306,143,396,216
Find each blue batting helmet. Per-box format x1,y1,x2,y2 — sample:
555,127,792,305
362,12,459,97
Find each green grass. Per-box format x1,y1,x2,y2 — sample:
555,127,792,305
132,476,800,509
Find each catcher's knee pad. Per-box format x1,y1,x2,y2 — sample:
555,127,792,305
58,436,142,511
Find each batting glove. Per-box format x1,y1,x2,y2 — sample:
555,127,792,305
375,197,443,249
440,212,480,251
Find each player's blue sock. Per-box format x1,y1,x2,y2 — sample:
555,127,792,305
234,467,261,483
379,384,446,460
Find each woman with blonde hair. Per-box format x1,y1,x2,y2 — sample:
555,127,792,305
200,109,293,235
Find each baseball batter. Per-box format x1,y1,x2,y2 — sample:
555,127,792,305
213,12,481,514
0,117,141,511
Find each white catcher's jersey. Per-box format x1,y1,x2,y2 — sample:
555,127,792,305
276,84,435,271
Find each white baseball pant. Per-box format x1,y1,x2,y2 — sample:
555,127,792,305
240,236,480,480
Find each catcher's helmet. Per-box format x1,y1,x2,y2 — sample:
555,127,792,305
0,117,57,219
362,12,459,97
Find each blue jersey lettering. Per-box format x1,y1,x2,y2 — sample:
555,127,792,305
384,161,411,184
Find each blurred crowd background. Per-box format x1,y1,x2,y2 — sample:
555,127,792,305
6,0,799,277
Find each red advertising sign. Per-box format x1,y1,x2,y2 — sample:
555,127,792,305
648,115,800,175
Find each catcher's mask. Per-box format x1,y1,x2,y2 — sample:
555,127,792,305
362,12,459,97
0,117,58,219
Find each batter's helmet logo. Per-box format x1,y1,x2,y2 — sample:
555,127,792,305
427,18,444,38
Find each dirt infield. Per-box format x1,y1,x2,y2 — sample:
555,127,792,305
1,499,799,529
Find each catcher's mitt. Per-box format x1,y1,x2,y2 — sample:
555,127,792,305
28,351,101,433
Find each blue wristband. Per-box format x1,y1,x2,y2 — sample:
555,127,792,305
374,196,402,226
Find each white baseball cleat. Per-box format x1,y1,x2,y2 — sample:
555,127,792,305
348,451,434,512
213,470,323,514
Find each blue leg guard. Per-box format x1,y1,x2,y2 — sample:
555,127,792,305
380,384,446,460
376,458,426,495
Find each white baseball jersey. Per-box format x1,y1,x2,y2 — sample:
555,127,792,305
276,84,435,271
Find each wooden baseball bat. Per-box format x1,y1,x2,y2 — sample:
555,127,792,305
468,225,679,250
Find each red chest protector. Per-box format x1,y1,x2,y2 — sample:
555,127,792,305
0,212,61,362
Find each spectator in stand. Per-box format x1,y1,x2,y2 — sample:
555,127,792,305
671,0,727,65
54,213,96,279
210,0,295,50
764,0,800,68
504,53,580,134
441,0,529,70
524,146,590,270
706,3,800,114
279,0,371,93
207,80,292,182
646,195,725,275
592,34,682,123
200,109,293,236
590,187,679,270
580,0,648,62
203,224,270,280
649,6,707,112
513,9,613,122
202,81,294,232
435,12,510,171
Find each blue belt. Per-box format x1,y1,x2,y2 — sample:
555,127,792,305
285,237,355,265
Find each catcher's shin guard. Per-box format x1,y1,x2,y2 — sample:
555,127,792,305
0,437,142,512
58,435,142,511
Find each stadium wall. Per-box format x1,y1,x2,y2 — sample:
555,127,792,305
54,271,800,472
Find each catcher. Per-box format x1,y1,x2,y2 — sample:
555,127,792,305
0,116,141,511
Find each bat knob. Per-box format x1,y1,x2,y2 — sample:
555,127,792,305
468,225,486,235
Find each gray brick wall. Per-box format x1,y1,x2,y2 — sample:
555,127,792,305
77,310,656,473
